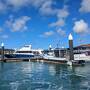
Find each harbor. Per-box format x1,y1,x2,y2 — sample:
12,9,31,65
0,0,90,89
0,34,89,66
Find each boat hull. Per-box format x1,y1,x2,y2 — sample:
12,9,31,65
5,54,35,59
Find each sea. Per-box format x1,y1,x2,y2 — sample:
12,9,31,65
0,61,90,90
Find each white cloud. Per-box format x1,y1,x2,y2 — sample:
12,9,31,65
0,0,66,18
0,0,41,12
73,19,89,34
6,0,30,9
6,0,54,13
0,2,7,12
0,0,58,17
49,5,69,28
79,0,90,13
57,6,69,18
0,0,45,12
6,0,46,8
41,31,54,37
30,0,45,8
56,28,66,36
6,16,31,32
39,0,57,16
49,18,65,27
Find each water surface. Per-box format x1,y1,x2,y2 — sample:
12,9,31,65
0,61,90,90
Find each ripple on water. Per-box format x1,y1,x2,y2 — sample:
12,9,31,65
10,81,20,90
80,81,90,90
0,62,90,90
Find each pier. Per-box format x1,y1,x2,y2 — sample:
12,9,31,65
0,57,85,66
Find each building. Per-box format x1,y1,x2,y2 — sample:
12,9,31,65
74,44,90,55
0,48,15,55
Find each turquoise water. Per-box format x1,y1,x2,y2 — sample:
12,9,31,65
0,61,90,90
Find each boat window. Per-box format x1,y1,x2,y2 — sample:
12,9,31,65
16,51,33,53
33,51,39,54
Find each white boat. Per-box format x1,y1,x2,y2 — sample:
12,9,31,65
5,45,43,59
74,52,90,62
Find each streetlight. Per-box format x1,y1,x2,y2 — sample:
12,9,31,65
1,42,4,61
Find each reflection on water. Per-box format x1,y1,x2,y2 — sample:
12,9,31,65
0,61,90,90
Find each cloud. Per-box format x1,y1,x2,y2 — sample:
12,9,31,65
0,0,8,14
39,0,57,16
41,31,54,37
57,6,69,18
56,28,66,36
0,2,7,12
73,19,89,34
0,0,44,12
0,0,41,12
79,0,90,13
0,27,3,32
5,0,54,13
6,0,46,9
40,28,66,38
49,5,69,28
1,35,9,39
0,0,68,19
6,0,56,16
30,0,46,8
49,18,65,27
6,0,30,9
6,16,31,32
0,0,57,17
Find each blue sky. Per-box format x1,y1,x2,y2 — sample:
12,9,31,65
0,0,90,49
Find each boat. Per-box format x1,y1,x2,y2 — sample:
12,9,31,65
42,48,68,63
43,47,86,65
5,45,43,59
74,51,90,62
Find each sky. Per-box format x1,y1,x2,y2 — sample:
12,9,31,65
0,0,90,49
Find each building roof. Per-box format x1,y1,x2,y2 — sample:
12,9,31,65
78,44,90,47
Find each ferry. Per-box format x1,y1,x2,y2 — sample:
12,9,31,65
5,45,43,59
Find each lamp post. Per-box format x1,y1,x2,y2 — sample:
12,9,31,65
68,34,74,61
49,45,52,51
1,43,4,61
